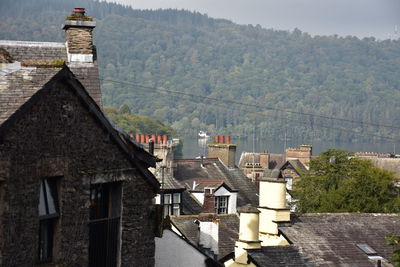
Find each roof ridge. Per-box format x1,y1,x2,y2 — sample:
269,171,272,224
0,40,65,47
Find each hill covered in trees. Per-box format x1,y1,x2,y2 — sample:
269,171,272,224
1,0,400,143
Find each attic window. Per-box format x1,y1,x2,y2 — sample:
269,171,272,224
356,244,377,256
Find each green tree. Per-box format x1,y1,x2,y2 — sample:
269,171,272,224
119,104,131,114
386,227,400,267
292,149,400,213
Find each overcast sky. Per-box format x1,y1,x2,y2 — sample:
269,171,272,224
107,0,400,39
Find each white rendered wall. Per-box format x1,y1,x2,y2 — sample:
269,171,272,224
199,221,219,255
155,229,208,267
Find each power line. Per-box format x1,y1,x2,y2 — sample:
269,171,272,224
101,78,400,131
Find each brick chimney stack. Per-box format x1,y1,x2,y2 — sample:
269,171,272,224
202,188,216,213
208,136,236,168
63,7,96,64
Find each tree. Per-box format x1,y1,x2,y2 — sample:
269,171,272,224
386,227,400,267
292,149,400,213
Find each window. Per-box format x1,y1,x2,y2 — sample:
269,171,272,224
215,196,229,214
162,192,181,216
89,182,122,267
38,178,59,263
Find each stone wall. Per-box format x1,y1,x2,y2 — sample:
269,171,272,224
0,80,155,266
66,28,94,54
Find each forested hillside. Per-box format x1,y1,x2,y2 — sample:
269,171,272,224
1,0,400,143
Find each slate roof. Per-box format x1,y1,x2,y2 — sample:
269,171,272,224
280,159,307,175
171,214,240,260
262,169,282,179
173,158,259,207
238,152,262,168
0,59,159,190
181,190,203,215
247,246,313,267
269,153,286,169
0,40,101,120
192,180,225,191
279,213,400,266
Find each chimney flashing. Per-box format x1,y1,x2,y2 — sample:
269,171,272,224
63,20,96,30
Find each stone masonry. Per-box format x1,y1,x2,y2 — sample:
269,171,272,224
0,71,156,266
65,26,94,54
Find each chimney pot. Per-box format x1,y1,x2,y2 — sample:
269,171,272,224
145,135,150,143
163,135,168,145
219,135,224,144
214,135,219,143
225,136,231,144
72,7,86,16
157,135,162,144
135,133,140,142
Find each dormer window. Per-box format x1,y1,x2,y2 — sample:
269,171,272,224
215,196,229,214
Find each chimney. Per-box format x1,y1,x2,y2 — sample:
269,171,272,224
285,144,312,166
202,188,215,213
208,137,236,168
63,7,96,64
258,178,290,246
231,204,261,265
259,153,269,169
197,213,219,257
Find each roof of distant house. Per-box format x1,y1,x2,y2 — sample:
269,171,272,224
173,158,258,207
280,159,308,175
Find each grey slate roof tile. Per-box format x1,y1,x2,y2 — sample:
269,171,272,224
0,40,101,124
280,213,400,266
248,246,313,267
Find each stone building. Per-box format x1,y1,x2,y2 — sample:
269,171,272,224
0,8,160,267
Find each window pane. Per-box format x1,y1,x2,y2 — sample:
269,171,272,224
38,179,59,217
38,181,46,216
173,193,181,203
39,219,54,263
172,204,180,216
164,194,171,204
44,180,57,214
163,204,170,217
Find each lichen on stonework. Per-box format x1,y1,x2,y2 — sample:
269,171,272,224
65,15,93,21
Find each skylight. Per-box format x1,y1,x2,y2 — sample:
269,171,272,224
356,244,377,256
